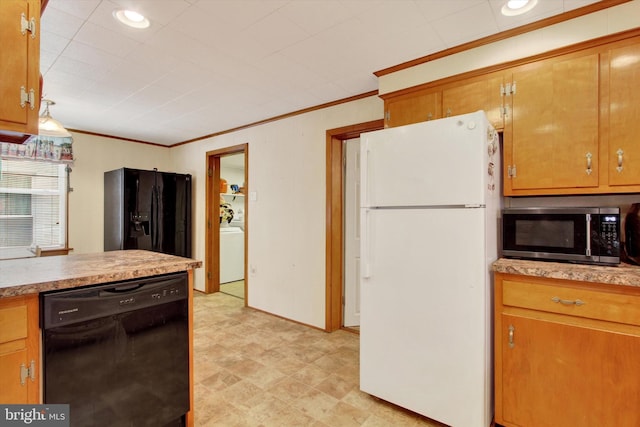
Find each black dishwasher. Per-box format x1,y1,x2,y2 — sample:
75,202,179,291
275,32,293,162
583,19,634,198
41,272,189,427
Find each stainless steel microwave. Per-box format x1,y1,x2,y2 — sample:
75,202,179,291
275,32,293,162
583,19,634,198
502,207,620,265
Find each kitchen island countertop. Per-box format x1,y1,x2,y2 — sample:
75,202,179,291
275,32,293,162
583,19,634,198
493,258,640,287
0,250,202,298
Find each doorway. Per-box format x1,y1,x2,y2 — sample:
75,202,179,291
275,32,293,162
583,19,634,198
343,137,360,327
205,144,248,305
325,120,384,332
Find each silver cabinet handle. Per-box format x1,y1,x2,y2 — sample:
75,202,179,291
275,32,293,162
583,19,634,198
427,112,433,121
585,152,592,175
508,325,515,349
551,296,585,306
446,108,452,117
617,149,624,172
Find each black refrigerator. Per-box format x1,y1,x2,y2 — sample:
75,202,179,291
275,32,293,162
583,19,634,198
104,168,192,258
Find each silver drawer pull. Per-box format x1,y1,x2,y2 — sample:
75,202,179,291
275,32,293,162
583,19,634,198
551,296,585,306
617,149,624,172
508,325,515,349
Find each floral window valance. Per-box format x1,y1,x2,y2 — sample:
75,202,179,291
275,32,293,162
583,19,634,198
1,135,74,164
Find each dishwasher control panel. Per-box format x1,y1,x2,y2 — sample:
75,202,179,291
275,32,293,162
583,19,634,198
41,272,188,328
151,287,182,300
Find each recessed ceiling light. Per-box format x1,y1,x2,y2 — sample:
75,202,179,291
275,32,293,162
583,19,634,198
501,0,538,16
113,9,150,29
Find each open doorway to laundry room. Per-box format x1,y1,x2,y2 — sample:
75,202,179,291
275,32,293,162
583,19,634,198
205,144,248,305
325,120,383,332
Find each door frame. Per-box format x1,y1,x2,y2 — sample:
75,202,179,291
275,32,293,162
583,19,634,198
205,143,248,304
325,120,384,331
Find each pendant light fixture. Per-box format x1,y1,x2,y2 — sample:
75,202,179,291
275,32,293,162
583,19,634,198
39,99,71,138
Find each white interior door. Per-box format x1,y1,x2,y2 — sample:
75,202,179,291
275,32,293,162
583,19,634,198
343,138,360,327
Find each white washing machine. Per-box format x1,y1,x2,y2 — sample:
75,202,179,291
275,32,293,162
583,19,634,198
220,226,244,283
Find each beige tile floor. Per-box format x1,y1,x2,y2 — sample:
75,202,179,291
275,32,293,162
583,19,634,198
193,291,446,427
219,280,245,299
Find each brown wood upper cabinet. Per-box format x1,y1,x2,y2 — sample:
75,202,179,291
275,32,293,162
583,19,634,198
503,50,600,195
0,0,41,143
504,36,640,196
383,87,441,128
606,40,640,189
382,73,504,130
441,71,504,131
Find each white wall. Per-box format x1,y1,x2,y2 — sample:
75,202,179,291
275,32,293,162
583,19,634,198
169,95,382,328
68,133,172,254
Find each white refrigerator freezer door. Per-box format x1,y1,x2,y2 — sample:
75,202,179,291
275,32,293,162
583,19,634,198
361,111,492,208
360,207,492,427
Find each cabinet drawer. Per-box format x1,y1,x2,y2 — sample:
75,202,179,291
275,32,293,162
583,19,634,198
0,305,28,343
502,280,640,326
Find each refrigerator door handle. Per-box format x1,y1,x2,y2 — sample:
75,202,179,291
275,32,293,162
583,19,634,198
151,186,159,251
361,146,370,208
362,208,371,278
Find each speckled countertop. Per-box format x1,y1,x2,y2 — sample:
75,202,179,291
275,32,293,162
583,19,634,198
493,258,640,287
0,250,202,298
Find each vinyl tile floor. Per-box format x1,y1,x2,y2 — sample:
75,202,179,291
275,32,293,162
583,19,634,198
193,291,446,427
219,280,245,299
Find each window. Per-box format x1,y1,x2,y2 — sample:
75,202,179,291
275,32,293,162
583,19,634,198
0,159,68,260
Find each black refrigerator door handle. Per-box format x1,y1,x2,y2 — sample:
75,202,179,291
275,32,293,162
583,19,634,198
151,186,159,251
155,187,160,250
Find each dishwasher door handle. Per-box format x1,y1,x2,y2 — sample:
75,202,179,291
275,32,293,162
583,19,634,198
99,283,145,295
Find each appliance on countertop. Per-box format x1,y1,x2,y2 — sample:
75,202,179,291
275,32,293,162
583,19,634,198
104,167,192,258
624,203,640,265
359,110,499,427
503,207,620,266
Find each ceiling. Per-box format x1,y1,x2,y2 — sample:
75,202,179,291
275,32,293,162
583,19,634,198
40,0,602,146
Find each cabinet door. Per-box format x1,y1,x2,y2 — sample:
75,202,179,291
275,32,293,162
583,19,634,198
442,72,504,130
499,314,640,427
0,0,40,136
505,52,599,193
0,295,39,404
0,349,30,403
607,42,640,187
384,89,441,128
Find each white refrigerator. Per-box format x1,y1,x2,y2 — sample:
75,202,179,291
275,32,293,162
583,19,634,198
359,110,500,427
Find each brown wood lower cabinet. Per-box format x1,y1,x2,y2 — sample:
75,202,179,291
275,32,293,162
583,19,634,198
494,273,640,427
0,294,39,404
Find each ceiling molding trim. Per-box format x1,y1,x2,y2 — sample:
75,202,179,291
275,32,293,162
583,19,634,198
66,129,169,148
172,90,379,147
66,90,378,148
374,0,631,77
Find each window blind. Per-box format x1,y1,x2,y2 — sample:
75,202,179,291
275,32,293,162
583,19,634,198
0,158,67,260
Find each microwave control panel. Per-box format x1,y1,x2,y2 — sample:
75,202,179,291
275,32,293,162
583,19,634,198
598,214,620,256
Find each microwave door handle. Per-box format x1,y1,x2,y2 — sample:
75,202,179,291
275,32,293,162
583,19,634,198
585,213,592,257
